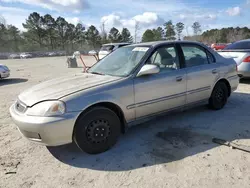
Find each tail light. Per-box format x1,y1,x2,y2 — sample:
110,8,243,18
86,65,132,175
236,64,238,72
243,56,250,63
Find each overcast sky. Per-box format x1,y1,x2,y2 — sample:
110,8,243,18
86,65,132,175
0,0,249,38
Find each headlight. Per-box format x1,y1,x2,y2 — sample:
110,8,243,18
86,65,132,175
26,101,66,117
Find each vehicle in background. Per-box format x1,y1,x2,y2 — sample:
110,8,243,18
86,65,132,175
0,54,8,60
9,54,20,59
98,43,131,59
20,53,32,59
0,64,10,79
10,41,239,154
48,52,56,56
88,50,97,56
211,43,227,51
218,39,250,78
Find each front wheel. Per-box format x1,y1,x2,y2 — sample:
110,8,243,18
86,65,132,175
208,82,228,110
73,107,121,154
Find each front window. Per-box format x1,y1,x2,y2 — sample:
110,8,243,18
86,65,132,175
147,46,180,72
88,46,150,77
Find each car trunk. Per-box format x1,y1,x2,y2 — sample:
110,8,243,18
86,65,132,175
218,50,250,66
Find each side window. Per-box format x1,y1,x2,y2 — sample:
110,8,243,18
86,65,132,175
181,45,209,68
148,46,180,72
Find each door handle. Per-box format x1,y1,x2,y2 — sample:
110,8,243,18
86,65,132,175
212,69,217,74
176,76,183,82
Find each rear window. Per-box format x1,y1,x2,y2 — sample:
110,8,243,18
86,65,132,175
100,45,114,51
224,41,250,49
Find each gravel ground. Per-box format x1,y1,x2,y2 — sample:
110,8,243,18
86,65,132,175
1,57,250,188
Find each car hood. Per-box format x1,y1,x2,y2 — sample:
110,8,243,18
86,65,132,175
18,73,121,106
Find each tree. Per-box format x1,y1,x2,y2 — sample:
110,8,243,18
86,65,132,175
43,14,56,50
108,27,122,42
141,29,155,42
85,25,101,49
192,22,201,36
176,22,184,40
164,20,176,40
152,27,164,41
55,17,69,49
7,25,21,51
121,28,133,42
22,12,45,47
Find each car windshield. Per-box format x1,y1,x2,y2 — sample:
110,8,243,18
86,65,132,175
88,46,150,77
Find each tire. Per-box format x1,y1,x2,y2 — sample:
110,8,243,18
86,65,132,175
73,107,121,154
208,82,228,110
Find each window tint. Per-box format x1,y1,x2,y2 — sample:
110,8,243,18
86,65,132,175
224,41,250,49
181,45,209,67
148,46,179,72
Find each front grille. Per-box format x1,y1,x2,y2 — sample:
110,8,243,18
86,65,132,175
15,100,27,113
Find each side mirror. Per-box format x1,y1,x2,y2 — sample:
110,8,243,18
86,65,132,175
137,64,160,77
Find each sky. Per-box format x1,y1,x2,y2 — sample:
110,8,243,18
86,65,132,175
0,0,250,39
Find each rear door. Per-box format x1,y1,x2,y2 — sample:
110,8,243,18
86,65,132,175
179,43,219,105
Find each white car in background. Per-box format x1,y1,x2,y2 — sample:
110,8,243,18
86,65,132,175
98,43,131,59
0,64,10,79
20,53,32,59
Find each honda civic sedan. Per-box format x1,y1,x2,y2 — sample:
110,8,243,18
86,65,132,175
10,41,239,154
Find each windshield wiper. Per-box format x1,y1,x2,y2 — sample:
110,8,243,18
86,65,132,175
90,71,105,75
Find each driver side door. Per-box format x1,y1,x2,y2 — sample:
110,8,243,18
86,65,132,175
133,44,187,119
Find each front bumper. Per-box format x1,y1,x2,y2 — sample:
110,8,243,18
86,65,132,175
9,104,80,146
1,71,10,78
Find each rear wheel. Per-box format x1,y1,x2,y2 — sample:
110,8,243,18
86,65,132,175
208,82,228,110
73,107,121,154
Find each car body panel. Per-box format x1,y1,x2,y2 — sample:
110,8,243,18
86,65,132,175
133,69,187,118
18,73,122,106
10,41,239,146
0,64,10,79
9,104,78,146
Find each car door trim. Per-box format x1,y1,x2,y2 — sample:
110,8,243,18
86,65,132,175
127,98,208,124
127,86,211,109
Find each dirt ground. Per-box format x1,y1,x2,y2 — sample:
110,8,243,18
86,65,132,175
1,57,250,188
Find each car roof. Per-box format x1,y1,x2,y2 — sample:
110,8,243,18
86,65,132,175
126,40,206,47
102,42,131,46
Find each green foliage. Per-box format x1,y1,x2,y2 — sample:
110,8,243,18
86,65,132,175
152,27,164,41
121,28,133,43
192,22,201,35
200,27,250,43
108,27,122,43
176,22,184,40
164,20,176,40
2,11,250,53
141,29,155,42
85,25,101,49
